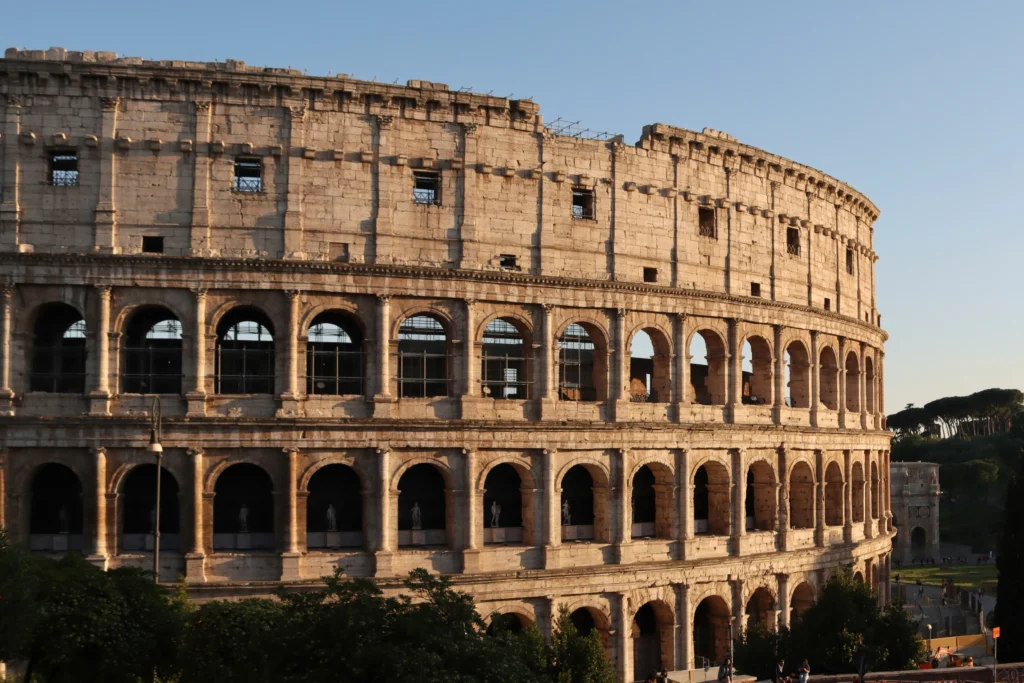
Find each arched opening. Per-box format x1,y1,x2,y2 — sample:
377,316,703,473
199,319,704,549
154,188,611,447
306,464,362,549
694,462,730,536
845,353,861,412
213,463,274,550
397,314,450,398
819,347,839,410
790,582,815,625
215,306,275,394
851,462,865,523
561,465,596,541
483,463,526,545
865,356,875,414
29,463,84,551
745,587,775,630
569,607,612,658
481,318,531,400
306,312,364,396
397,463,447,546
693,596,731,666
746,460,777,532
30,303,87,393
870,461,880,520
122,308,183,394
633,601,674,682
120,464,180,551
742,336,772,405
689,330,726,405
854,571,864,584
558,322,606,402
911,526,928,560
630,464,672,539
785,341,811,408
824,461,844,527
629,328,671,403
789,462,815,529
486,612,529,636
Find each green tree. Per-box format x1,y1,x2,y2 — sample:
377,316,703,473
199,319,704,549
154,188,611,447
993,449,1024,662
733,624,786,681
178,597,286,683
0,527,45,666
548,605,618,683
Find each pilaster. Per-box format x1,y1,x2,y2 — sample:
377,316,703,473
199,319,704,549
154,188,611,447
277,290,303,416
731,447,746,555
283,105,307,258
373,114,395,263
672,313,687,422
0,284,14,415
612,308,630,421
542,448,561,568
460,299,480,418
613,591,630,683
458,123,480,269
677,582,692,670
0,96,23,251
777,445,789,551
539,304,557,420
462,448,481,573
185,447,206,583
809,330,821,426
186,288,209,416
189,101,212,254
843,449,854,543
280,447,302,581
93,97,119,253
374,448,395,576
776,573,790,629
772,324,784,425
370,295,395,417
88,285,112,415
814,449,826,547
88,446,108,569
726,317,741,422
613,448,632,563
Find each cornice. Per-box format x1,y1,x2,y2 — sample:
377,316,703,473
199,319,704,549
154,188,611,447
0,252,888,341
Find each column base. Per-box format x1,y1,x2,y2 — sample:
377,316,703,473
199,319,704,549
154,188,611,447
88,391,112,416
275,394,303,418
370,395,395,418
374,550,394,577
612,399,632,422
460,396,485,420
732,534,745,556
843,525,854,543
186,391,208,417
185,552,207,583
612,542,633,564
85,553,109,570
777,532,789,552
539,398,558,421
462,548,481,573
280,552,302,582
542,544,561,569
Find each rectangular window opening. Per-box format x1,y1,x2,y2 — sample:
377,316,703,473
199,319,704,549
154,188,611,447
787,227,801,256
50,151,79,187
824,297,831,311
750,282,761,298
698,207,717,238
572,187,595,220
413,170,441,205
142,236,164,254
233,156,263,193
499,254,518,271
329,242,350,262
643,267,658,283
846,248,855,274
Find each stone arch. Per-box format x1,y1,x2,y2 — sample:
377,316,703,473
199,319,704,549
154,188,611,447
746,457,778,531
207,298,282,338
854,571,864,584
630,460,674,539
482,462,533,545
740,333,773,406
824,460,844,527
865,354,876,414
299,453,365,493
298,300,369,340
28,462,85,552
632,599,675,681
687,327,727,405
119,463,181,552
397,462,449,547
390,456,456,493
557,319,609,402
819,345,839,410
692,592,732,666
212,462,275,550
205,456,278,495
306,463,363,548
911,526,928,559
789,581,816,624
745,585,776,630
692,456,731,536
477,455,536,492
562,601,614,658
851,461,865,523
484,606,535,634
870,460,880,519
558,460,610,543
306,309,366,396
215,304,276,395
475,310,534,343
788,460,815,529
784,339,811,408
628,322,673,404
480,316,533,400
390,305,456,340
845,351,861,412
396,312,453,399
121,305,183,394
28,302,88,393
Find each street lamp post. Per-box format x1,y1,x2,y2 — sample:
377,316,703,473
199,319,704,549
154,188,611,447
147,396,163,583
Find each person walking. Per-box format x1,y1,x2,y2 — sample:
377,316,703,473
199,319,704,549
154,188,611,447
718,657,734,683
775,658,786,683
657,668,669,683
798,659,810,683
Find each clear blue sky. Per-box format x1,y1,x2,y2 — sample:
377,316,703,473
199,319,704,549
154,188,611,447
6,0,1022,412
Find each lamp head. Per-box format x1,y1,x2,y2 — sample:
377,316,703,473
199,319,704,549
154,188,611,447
147,428,163,454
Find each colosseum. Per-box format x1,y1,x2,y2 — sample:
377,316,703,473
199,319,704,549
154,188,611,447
0,47,893,681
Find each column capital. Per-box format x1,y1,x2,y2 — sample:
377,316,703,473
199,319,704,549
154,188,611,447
5,94,22,107
282,447,301,456
91,446,107,457
675,582,691,593
187,447,204,457
194,101,212,114
462,447,475,457
614,307,628,319
775,572,790,581
100,96,121,111
94,285,112,299
0,283,14,299
190,287,208,299
283,289,302,301
464,298,477,309
463,122,480,138
375,447,391,456
377,114,395,130
541,303,556,313
543,448,557,457
288,105,308,120
376,294,392,304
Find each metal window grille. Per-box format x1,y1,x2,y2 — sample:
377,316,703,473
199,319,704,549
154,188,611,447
787,228,801,256
123,319,182,394
29,319,87,393
216,321,274,394
398,315,450,397
558,323,596,401
50,152,79,187
481,319,531,400
233,157,263,193
698,207,717,238
413,171,440,205
572,188,595,220
307,323,363,396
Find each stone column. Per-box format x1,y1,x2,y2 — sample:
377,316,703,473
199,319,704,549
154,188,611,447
186,288,208,416
732,448,746,555
373,114,395,262
543,448,560,568
463,448,481,573
678,448,692,559
539,304,557,419
730,575,745,636
777,445,789,551
859,342,869,429
283,105,307,258
843,449,854,543
838,336,848,423
0,284,14,415
776,573,790,629
185,447,206,582
89,286,112,415
461,300,477,418
0,449,7,532
278,290,302,416
458,124,480,269
614,448,631,563
678,582,692,670
878,351,886,422
371,295,394,417
189,101,212,254
613,591,630,683
673,313,687,421
726,317,741,422
89,447,108,567
281,448,302,581
772,324,784,425
0,95,23,251
93,97,119,252
814,449,826,547
612,308,629,420
885,450,893,530
809,330,821,424
375,448,394,576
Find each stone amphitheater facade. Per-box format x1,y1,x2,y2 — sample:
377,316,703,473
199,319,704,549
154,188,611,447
0,47,893,681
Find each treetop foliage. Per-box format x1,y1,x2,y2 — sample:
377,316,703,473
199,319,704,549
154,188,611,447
888,388,1022,441
993,450,1024,662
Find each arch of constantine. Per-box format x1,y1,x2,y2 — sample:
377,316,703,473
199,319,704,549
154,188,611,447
0,47,893,681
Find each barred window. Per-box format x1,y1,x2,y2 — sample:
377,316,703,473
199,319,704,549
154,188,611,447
307,313,364,396
698,207,716,238
123,308,183,394
413,171,440,205
846,248,855,274
30,303,87,393
397,314,449,398
558,323,596,401
50,151,79,187
233,157,263,193
216,307,275,394
481,318,531,400
571,187,595,220
787,227,801,256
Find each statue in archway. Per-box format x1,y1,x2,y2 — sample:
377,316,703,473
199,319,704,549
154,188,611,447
411,502,422,530
490,500,501,528
326,504,337,532
238,504,249,533
562,499,571,526
58,506,69,534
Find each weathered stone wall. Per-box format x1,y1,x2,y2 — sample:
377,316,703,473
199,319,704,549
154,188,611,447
891,461,941,564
